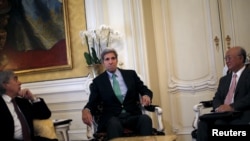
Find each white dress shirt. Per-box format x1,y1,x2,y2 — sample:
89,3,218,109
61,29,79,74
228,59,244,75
2,94,23,140
107,70,128,100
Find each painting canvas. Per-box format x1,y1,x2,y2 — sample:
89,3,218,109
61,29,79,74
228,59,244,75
0,0,72,74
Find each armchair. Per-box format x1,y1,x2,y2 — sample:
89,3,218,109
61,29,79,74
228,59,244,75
191,100,213,140
191,100,244,140
33,118,72,141
86,104,165,141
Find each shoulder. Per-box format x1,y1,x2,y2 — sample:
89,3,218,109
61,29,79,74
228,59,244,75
119,68,136,74
93,71,109,84
240,66,250,78
219,72,231,83
244,65,250,73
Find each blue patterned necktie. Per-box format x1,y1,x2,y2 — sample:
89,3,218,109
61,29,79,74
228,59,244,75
112,74,123,103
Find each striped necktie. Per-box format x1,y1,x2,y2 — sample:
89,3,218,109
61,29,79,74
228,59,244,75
224,74,237,105
12,99,31,141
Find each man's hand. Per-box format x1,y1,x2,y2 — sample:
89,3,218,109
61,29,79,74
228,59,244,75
215,104,234,112
82,108,93,126
141,95,151,106
18,88,37,101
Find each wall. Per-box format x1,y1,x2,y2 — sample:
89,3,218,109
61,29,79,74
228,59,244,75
146,0,224,140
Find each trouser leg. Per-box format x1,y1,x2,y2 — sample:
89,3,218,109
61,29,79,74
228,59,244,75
197,120,209,141
106,117,123,140
136,114,152,135
124,114,153,136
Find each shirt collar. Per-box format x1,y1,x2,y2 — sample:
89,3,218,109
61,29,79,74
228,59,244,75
2,94,12,103
234,65,245,78
107,69,121,78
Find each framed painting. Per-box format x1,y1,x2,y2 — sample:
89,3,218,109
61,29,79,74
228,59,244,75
0,0,72,74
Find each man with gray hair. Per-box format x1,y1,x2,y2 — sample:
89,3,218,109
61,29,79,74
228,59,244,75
0,70,53,141
82,48,153,140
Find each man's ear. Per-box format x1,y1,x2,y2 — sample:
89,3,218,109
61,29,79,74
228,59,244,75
1,83,7,89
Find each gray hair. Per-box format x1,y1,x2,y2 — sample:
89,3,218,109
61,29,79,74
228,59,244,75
100,48,118,62
0,70,15,94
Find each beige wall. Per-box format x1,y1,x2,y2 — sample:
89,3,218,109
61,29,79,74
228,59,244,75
19,0,89,83
142,0,161,107
142,0,175,136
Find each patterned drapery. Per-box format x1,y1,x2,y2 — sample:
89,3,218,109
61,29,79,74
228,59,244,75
7,0,65,51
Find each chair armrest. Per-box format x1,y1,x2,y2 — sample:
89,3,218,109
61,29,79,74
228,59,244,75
192,103,204,129
143,105,164,132
87,125,94,139
154,106,164,132
200,100,213,108
53,119,72,126
86,121,98,140
192,100,213,129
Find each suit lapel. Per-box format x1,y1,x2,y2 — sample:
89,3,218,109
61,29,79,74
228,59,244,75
119,69,130,90
235,67,248,94
119,69,131,102
0,96,14,124
101,72,114,93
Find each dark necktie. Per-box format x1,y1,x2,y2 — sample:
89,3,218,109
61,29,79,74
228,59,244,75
12,99,31,141
224,74,237,105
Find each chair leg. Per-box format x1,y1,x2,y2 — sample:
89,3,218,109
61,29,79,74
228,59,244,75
55,124,70,141
60,130,69,141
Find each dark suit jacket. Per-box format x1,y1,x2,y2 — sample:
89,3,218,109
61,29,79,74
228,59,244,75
213,66,250,122
0,96,51,141
84,68,153,131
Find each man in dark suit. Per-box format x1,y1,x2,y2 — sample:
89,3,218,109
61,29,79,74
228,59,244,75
82,48,153,140
197,46,250,141
0,70,53,141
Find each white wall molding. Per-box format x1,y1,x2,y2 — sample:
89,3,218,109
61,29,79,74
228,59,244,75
22,77,89,94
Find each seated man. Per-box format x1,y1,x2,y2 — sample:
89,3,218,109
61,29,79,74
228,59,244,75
0,70,55,141
197,46,250,141
82,48,153,140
